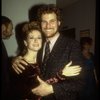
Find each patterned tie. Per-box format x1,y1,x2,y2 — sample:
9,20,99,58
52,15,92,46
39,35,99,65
43,41,50,65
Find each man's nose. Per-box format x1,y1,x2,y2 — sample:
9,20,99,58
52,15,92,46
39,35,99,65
46,23,51,28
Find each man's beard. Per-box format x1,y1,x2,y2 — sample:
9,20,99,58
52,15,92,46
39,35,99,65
2,32,12,39
44,29,58,38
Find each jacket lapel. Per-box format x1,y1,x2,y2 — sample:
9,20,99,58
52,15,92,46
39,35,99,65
49,34,66,60
37,34,68,64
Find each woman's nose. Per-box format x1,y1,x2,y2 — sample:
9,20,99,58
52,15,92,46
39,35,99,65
34,38,38,42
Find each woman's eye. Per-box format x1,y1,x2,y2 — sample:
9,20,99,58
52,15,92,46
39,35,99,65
29,37,34,39
38,37,42,39
28,37,42,40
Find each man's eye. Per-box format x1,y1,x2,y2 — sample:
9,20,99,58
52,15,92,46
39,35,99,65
42,21,46,24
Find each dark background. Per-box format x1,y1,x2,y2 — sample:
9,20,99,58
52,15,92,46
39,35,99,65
95,0,100,87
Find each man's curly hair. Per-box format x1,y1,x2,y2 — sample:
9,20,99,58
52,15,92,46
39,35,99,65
37,4,61,22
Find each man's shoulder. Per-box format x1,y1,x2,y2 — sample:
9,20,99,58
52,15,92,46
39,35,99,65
60,34,80,45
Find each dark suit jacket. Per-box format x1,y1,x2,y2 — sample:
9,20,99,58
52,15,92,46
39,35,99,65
37,34,85,100
1,40,11,99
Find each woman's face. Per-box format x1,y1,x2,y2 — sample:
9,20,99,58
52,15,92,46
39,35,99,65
83,43,92,50
24,30,42,52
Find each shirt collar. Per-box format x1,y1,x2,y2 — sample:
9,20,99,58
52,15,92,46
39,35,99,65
46,32,60,52
46,32,60,45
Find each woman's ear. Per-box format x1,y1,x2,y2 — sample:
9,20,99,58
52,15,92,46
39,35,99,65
24,40,27,46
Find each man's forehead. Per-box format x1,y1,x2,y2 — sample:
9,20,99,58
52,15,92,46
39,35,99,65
41,13,57,19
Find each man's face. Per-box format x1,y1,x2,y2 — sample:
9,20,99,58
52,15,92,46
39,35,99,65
41,12,60,38
2,23,13,39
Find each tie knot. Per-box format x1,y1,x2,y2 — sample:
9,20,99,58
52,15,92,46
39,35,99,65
46,41,50,44
45,41,50,50
45,41,50,52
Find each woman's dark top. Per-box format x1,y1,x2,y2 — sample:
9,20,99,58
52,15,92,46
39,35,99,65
11,62,40,100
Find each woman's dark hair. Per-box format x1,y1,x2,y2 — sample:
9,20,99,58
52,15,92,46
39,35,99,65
80,37,93,50
22,21,41,40
37,4,61,22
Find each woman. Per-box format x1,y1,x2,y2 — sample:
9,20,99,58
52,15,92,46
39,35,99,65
80,37,98,100
11,21,81,100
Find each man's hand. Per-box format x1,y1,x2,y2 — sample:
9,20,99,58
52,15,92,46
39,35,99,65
32,76,54,97
62,61,82,76
12,56,28,74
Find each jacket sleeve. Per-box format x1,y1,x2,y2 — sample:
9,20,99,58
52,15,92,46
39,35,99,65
52,40,86,100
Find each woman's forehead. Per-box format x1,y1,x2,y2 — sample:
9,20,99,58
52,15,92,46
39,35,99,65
29,30,41,36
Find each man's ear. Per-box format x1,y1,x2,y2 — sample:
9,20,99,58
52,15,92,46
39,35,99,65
24,40,27,46
58,21,61,26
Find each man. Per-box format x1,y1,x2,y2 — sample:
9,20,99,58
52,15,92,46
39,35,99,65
12,4,85,100
1,16,13,99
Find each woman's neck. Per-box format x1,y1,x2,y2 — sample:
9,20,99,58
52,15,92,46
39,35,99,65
23,50,38,64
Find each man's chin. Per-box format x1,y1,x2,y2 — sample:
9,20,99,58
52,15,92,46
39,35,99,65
43,30,58,38
3,36,11,40
45,34,53,38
